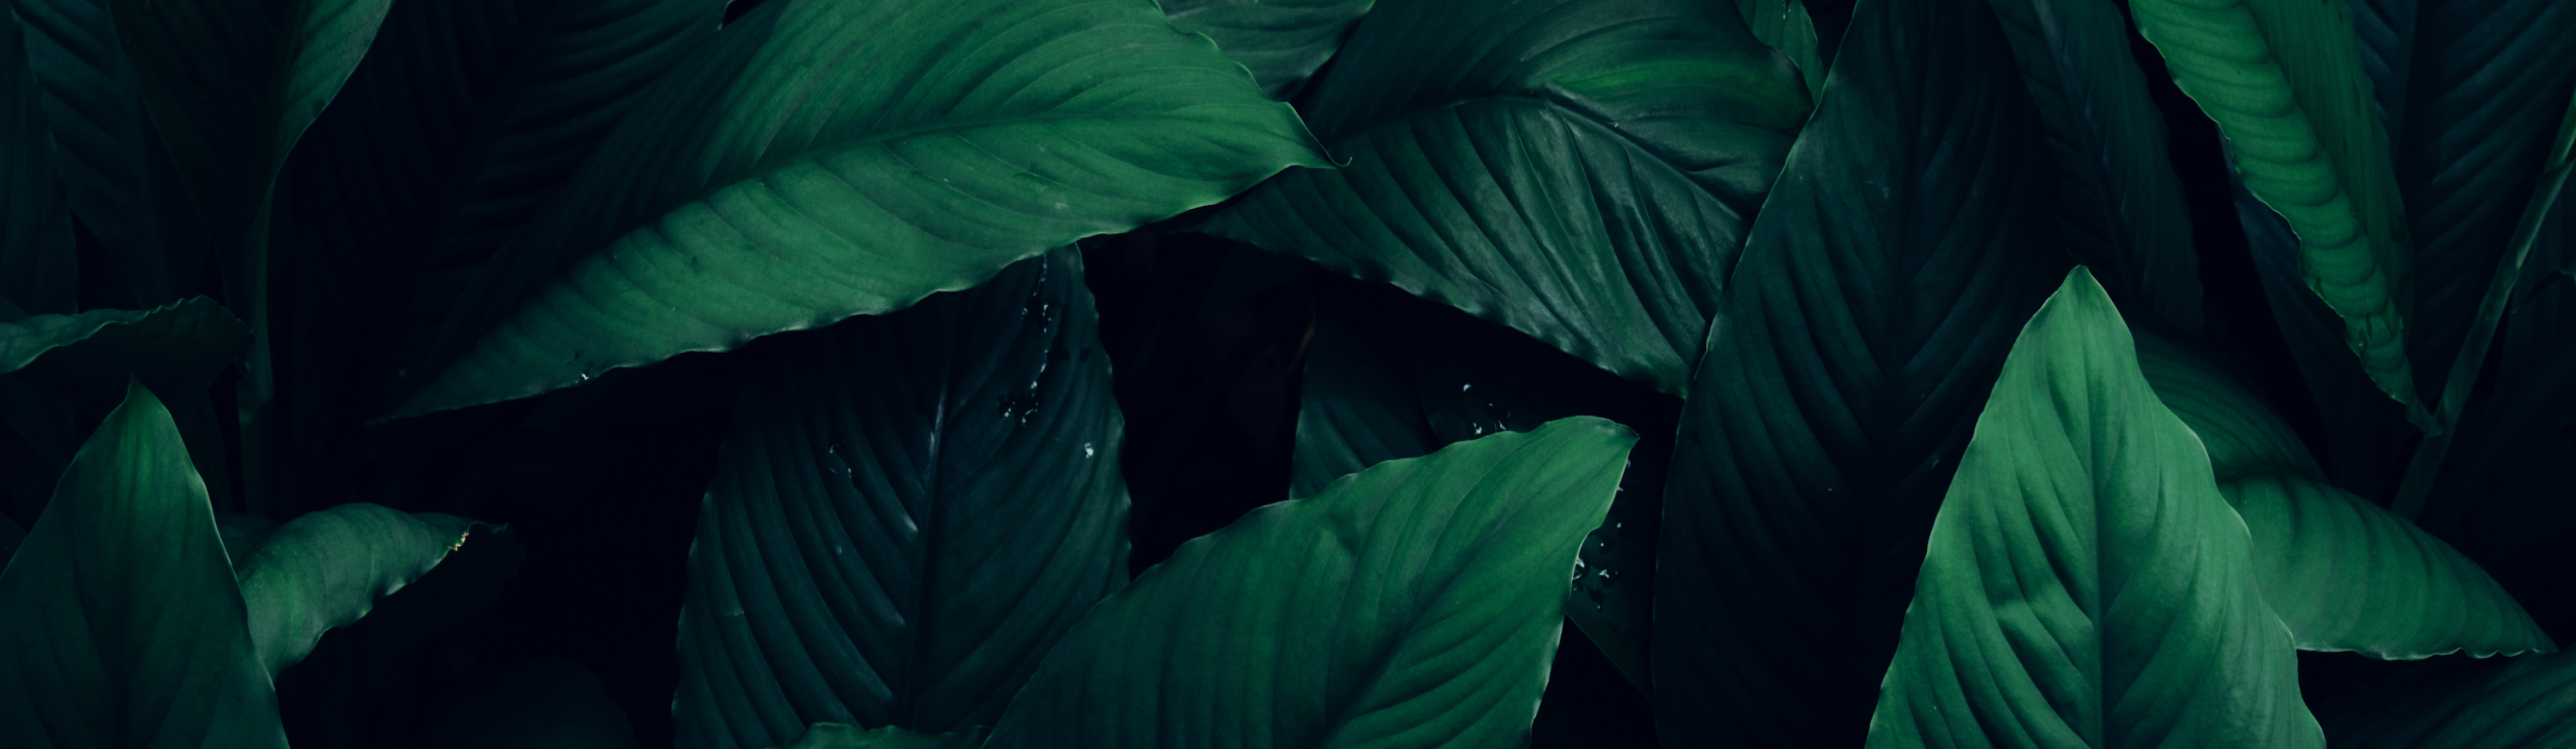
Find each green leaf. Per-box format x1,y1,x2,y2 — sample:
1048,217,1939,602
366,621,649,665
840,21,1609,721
2129,0,2424,415
982,417,1636,749
0,297,250,393
768,724,988,749
101,0,394,255
1289,275,1679,693
1989,0,2200,332
421,658,641,749
1648,0,2066,740
1197,0,1811,395
0,4,72,317
2316,650,2576,748
11,0,211,306
2132,326,2319,479
0,381,286,748
391,0,1326,420
231,503,483,675
1161,0,1375,99
1733,0,1825,101
676,250,1128,747
1864,268,2322,749
2230,172,2414,495
2222,473,2553,659
213,511,280,562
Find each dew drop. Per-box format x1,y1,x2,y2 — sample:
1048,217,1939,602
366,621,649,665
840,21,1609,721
1083,442,1095,458
1461,383,1473,392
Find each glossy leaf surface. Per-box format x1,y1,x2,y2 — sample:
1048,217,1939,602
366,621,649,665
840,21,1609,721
232,503,482,675
2131,0,2422,411
983,417,1635,749
676,250,1128,747
1650,0,2065,741
0,382,286,748
2223,474,2553,659
1199,0,1811,395
2132,326,2319,479
1733,0,1825,99
394,0,1326,419
1865,268,2321,749
1161,0,1375,98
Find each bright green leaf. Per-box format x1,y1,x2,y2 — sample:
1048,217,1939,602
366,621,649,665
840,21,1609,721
391,0,1327,420
1198,0,1811,395
676,250,1128,747
1161,0,1375,98
2224,473,2553,659
1865,268,2322,749
2129,0,2424,414
231,503,484,675
0,381,286,748
1649,0,2066,741
0,5,72,317
2316,650,2576,748
982,417,1636,749
768,723,988,749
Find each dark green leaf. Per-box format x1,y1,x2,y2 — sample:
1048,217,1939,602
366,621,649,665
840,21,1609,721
983,417,1636,749
2132,0,2424,413
2231,172,2414,496
676,250,1128,746
0,381,286,748
1289,274,1679,693
2133,326,2319,479
1865,268,2322,749
1197,0,1811,395
1648,0,2065,740
0,4,72,317
1733,0,1825,99
392,0,1326,420
2223,473,2553,659
1989,0,2200,331
10,0,210,305
767,724,987,749
214,511,280,562
231,503,482,675
2317,650,2576,748
1161,0,1375,99
0,297,249,393
420,658,641,749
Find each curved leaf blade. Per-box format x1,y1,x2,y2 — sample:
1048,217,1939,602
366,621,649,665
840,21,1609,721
1161,0,1375,99
2223,473,2553,659
0,381,286,748
676,250,1128,747
1199,0,1811,395
1648,0,2066,741
2130,0,2423,413
982,417,1636,749
1866,268,2322,749
1733,0,1826,99
0,297,249,389
2318,650,2576,749
392,0,1327,420
232,503,484,675
2133,326,2319,479
10,0,209,305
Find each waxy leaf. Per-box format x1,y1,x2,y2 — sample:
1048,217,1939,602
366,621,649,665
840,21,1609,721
982,417,1636,749
0,382,286,748
1161,0,1375,98
393,0,1326,419
1199,0,1811,395
1650,0,2065,741
1865,268,2322,749
2133,327,2318,479
2130,0,2424,413
231,503,483,675
676,250,1128,747
2224,474,2553,659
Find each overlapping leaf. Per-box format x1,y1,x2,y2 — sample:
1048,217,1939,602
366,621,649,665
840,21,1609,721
2317,650,2576,749
2132,0,2422,412
1865,268,2322,749
982,417,1635,749
1161,0,1375,98
392,0,1326,419
0,382,286,748
1733,0,1825,99
11,0,209,305
676,250,1128,748
1198,0,1811,395
1648,0,2065,741
232,503,483,675
2223,474,2553,659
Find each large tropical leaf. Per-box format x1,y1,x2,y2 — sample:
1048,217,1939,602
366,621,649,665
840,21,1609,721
9,0,209,306
1988,0,2199,331
0,381,286,748
676,250,1128,748
2131,326,2318,479
1160,0,1375,99
0,4,71,317
390,0,1326,419
2131,0,2422,413
0,299,250,497
1289,274,1680,691
1733,0,1825,99
2231,172,2414,496
1197,0,1811,395
1648,0,2066,741
981,417,1635,749
1864,268,2322,749
230,503,484,675
267,0,720,510
2316,650,2576,749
